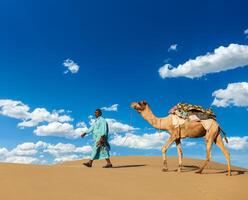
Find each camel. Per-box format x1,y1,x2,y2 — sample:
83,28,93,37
131,100,231,176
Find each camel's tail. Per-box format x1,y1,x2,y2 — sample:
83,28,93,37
219,127,228,143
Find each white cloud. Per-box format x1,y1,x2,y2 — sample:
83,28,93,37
0,99,30,120
10,142,38,156
159,44,248,79
42,142,92,163
34,122,87,138
0,99,80,139
212,82,248,107
35,141,49,148
76,121,87,127
110,132,199,150
0,99,73,129
183,142,197,147
168,44,178,52
44,143,91,157
106,118,138,133
18,108,73,128
0,141,92,164
226,136,248,150
0,148,8,157
6,142,48,159
54,154,80,163
101,104,119,112
244,28,248,35
110,132,170,149
0,99,137,139
5,156,40,164
63,59,80,74
0,142,41,164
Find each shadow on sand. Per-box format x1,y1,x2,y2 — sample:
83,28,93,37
112,164,147,169
162,165,247,176
173,165,199,172
179,165,247,176
161,165,200,172
163,165,200,172
111,164,247,176
201,169,247,176
182,165,200,171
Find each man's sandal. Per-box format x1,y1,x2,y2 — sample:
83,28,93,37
83,162,92,168
102,164,113,168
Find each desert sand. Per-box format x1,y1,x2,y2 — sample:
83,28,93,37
0,156,247,200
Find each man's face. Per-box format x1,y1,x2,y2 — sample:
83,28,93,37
95,110,101,118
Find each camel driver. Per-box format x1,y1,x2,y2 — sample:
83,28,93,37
81,109,113,168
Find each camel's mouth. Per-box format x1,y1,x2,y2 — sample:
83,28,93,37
131,102,141,110
131,101,147,112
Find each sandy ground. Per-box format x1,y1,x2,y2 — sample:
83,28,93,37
0,156,247,200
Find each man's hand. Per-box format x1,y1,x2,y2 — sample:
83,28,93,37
81,133,87,138
97,136,105,147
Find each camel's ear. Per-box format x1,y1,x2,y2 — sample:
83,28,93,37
142,100,147,105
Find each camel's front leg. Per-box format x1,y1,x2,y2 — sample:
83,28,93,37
162,135,176,172
176,139,183,172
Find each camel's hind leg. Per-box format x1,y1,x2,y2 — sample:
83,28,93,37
196,122,220,174
176,139,183,172
196,138,213,174
215,134,231,176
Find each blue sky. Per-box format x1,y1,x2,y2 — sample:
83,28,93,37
0,0,248,167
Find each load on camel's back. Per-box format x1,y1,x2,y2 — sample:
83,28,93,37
131,100,231,176
169,102,216,120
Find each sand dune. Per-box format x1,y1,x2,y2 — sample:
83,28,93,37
0,156,247,200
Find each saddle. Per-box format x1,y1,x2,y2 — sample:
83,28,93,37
169,103,216,120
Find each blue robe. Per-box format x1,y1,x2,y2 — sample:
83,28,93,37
86,116,110,160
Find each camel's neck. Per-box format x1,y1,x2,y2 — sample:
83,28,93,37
140,106,171,131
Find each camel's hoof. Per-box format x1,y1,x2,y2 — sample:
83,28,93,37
226,172,232,176
177,168,182,172
195,170,202,174
162,168,168,172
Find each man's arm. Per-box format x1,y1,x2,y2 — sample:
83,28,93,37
81,124,94,138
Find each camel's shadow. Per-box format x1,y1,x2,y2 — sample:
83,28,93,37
111,164,247,176
161,165,200,172
201,169,247,176
168,165,247,176
169,165,200,172
181,165,200,172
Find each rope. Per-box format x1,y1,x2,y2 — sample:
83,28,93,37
121,109,133,145
158,118,162,137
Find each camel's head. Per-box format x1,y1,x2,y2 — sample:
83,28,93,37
131,100,148,113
